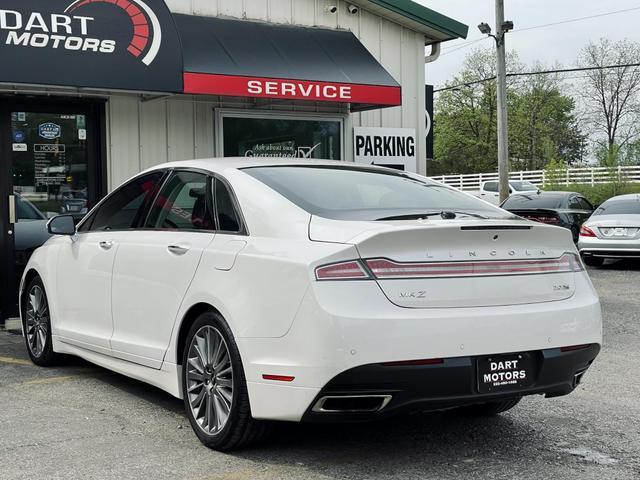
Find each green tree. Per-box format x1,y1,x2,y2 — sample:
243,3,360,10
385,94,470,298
432,49,584,175
509,64,585,170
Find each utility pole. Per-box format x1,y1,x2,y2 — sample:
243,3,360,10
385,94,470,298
478,1,513,203
495,0,509,204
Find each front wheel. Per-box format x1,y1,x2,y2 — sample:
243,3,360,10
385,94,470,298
23,276,60,366
456,397,521,416
181,311,269,451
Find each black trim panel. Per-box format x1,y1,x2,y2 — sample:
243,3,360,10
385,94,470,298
301,345,600,423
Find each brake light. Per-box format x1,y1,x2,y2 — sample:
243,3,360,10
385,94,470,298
365,253,583,279
579,225,597,237
315,260,371,280
524,215,561,225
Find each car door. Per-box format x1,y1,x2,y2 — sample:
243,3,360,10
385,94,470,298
54,171,164,353
109,170,216,369
480,181,499,203
577,196,595,223
566,195,591,241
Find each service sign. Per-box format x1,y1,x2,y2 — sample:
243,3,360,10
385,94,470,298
0,0,182,92
353,127,417,172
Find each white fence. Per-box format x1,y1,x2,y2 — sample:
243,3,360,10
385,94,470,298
429,166,640,191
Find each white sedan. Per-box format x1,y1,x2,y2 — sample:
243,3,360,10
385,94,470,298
20,159,602,451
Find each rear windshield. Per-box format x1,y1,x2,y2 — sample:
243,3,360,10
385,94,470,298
594,199,640,216
510,181,537,191
242,166,507,220
502,194,564,209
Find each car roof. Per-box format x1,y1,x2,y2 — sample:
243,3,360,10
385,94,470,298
512,191,575,199
603,194,640,202
141,157,377,175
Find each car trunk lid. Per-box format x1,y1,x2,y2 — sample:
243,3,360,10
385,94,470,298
586,214,640,240
310,216,579,308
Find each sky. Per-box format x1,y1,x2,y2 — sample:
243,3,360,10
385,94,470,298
418,0,640,88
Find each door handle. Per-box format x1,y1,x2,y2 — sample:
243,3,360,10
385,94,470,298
99,241,114,250
8,195,16,224
168,244,190,255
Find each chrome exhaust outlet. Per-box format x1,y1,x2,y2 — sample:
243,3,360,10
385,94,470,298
312,395,392,413
574,368,588,386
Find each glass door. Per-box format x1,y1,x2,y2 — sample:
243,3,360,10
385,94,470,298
1,101,104,322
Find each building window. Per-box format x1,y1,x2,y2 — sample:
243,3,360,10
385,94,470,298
220,113,342,160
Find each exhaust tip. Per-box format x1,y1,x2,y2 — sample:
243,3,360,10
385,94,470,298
312,395,392,413
574,367,589,387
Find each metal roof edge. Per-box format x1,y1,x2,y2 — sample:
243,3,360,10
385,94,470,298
356,0,468,40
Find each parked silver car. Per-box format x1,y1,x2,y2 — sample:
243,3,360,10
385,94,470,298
578,194,640,266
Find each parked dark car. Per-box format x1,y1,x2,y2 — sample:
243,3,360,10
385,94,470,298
500,191,594,242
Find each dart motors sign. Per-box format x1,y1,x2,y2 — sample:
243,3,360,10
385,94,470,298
0,0,182,92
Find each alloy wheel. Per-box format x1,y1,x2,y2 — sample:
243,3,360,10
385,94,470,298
25,285,48,357
186,326,234,435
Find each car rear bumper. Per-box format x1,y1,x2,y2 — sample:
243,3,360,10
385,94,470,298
580,248,640,258
578,236,640,257
301,344,600,422
240,273,602,422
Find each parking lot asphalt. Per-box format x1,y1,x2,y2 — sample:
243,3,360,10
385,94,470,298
1,263,639,480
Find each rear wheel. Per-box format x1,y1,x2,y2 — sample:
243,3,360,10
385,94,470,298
23,276,60,366
457,397,521,416
582,256,604,267
181,311,269,451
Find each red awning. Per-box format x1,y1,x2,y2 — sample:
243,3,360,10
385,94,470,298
175,15,402,111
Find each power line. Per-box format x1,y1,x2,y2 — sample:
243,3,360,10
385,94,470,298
440,37,488,57
439,5,640,56
433,62,640,93
517,5,640,33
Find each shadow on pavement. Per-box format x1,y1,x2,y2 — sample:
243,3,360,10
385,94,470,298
593,258,640,271
234,408,543,472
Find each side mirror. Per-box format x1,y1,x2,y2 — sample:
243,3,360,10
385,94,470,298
47,215,76,236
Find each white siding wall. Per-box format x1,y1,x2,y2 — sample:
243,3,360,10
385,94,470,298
106,0,427,190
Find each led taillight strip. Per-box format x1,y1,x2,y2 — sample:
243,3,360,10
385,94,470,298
365,253,583,279
315,261,370,280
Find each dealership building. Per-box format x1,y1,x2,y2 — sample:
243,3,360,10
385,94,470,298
0,0,466,322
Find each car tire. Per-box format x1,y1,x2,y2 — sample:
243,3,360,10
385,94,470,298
22,276,60,367
181,311,270,451
582,256,604,267
456,397,521,416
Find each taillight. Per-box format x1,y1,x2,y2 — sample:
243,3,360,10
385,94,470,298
315,260,371,281
524,215,561,225
316,254,583,281
580,225,597,237
364,252,583,279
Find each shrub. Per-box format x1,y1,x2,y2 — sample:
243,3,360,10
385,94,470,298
543,183,640,206
543,158,566,189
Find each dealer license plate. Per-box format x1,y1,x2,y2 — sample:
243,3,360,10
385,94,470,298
477,353,534,393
